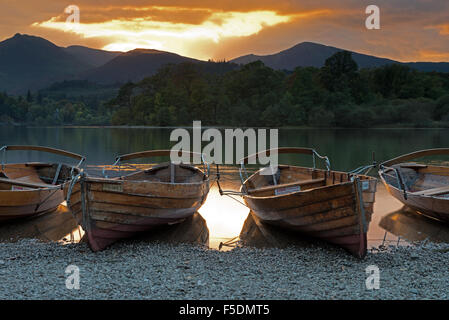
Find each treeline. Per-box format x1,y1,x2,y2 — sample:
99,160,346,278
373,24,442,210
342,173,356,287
1,51,449,127
108,51,449,127
0,80,116,125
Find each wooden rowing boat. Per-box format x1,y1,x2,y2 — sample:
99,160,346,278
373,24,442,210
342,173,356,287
379,148,449,223
66,150,210,252
229,148,377,258
0,145,84,222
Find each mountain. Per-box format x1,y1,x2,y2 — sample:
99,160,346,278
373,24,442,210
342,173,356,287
404,62,449,73
231,42,449,72
0,33,92,94
0,34,233,92
63,45,121,68
82,49,200,84
1,34,448,94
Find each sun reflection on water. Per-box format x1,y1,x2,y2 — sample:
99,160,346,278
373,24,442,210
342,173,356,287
199,185,249,251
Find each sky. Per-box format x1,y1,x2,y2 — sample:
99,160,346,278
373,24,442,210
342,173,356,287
1,0,448,62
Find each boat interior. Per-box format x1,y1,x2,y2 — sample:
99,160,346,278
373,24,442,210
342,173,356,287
0,163,77,191
244,165,373,197
381,163,449,197
120,162,207,184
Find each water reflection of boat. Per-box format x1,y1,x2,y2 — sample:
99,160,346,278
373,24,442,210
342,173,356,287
0,145,84,222
379,206,449,243
239,211,311,248
222,148,377,258
132,212,209,246
0,205,79,242
67,150,210,252
379,148,449,223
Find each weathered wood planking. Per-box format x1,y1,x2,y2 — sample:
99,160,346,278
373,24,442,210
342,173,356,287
67,160,210,252
0,161,81,222
241,165,377,258
379,149,449,223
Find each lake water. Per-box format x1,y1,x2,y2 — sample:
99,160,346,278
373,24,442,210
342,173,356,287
1,126,449,251
2,126,449,169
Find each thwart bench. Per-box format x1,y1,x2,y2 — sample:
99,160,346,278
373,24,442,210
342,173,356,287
410,185,449,196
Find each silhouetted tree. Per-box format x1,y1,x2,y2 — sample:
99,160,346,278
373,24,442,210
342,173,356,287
26,90,32,102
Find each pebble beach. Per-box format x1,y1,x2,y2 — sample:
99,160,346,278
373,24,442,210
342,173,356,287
0,239,448,300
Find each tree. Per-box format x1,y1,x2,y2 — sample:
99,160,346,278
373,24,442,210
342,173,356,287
26,90,33,103
308,106,335,127
319,51,358,92
372,64,412,98
434,94,449,121
37,91,43,104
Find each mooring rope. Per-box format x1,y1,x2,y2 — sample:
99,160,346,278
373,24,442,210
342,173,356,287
219,236,241,250
214,172,250,208
34,187,62,212
66,172,83,210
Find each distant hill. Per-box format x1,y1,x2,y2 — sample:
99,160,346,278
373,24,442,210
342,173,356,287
63,45,121,68
404,62,449,73
0,33,91,94
231,42,449,72
81,49,201,84
1,34,448,94
39,79,120,102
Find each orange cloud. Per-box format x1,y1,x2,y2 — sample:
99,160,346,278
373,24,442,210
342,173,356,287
32,5,310,59
0,1,447,63
419,50,449,61
435,24,449,35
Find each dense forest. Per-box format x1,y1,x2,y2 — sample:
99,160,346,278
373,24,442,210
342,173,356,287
1,51,449,127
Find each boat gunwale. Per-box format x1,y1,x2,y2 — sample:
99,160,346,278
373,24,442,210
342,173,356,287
379,166,449,200
241,166,376,200
83,176,210,187
0,163,81,192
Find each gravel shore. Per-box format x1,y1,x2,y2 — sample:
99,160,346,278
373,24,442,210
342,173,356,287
0,239,448,300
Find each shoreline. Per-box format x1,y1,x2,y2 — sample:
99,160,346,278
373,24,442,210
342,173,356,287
0,239,447,299
2,125,449,130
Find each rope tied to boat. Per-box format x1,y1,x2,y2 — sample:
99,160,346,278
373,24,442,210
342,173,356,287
215,164,250,208
349,152,377,176
219,236,240,250
66,171,83,210
66,171,90,232
34,185,63,213
379,164,408,200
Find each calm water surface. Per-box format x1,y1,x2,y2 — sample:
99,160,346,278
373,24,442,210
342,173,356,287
1,126,449,250
2,126,449,169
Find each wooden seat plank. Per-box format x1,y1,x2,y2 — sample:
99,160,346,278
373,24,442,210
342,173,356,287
247,178,325,195
410,185,449,196
399,163,428,169
0,177,55,189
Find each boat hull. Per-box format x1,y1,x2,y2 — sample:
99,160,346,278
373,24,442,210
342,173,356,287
380,177,449,223
0,146,83,223
0,189,65,222
243,170,377,258
67,176,210,251
378,149,449,223
0,165,73,222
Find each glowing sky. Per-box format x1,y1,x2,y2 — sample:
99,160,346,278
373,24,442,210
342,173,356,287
1,0,448,62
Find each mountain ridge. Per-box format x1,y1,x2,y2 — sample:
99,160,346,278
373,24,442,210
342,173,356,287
1,34,448,94
82,48,201,84
63,45,121,67
230,41,449,72
0,33,91,93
